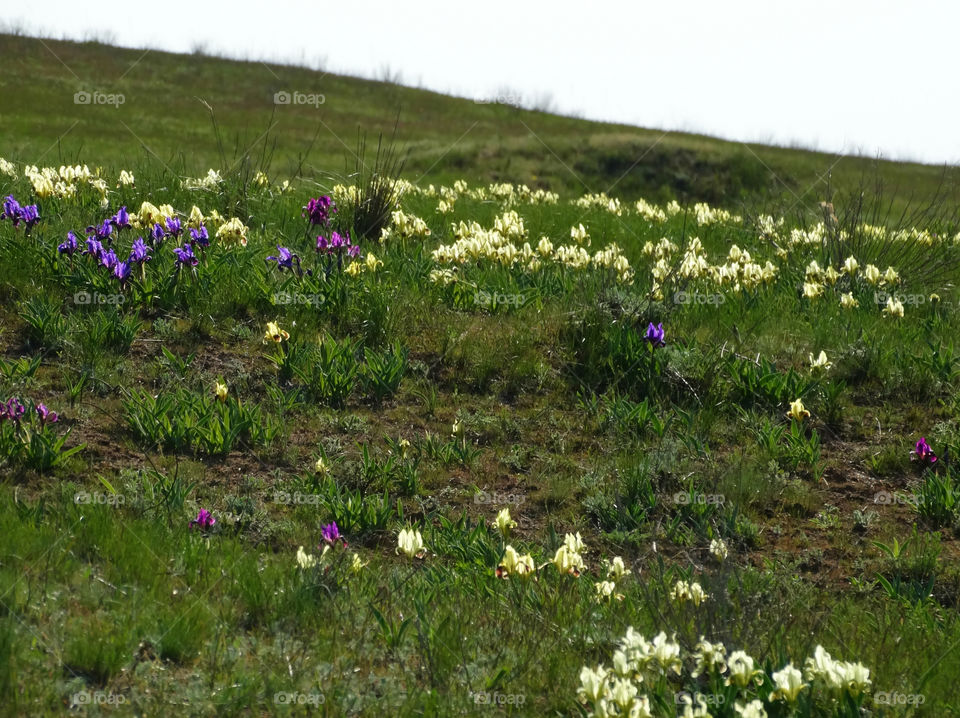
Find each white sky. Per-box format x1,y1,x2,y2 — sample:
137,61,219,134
6,0,958,164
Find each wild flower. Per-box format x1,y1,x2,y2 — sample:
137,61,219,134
769,663,806,702
35,403,58,427
494,508,516,536
58,232,79,256
263,321,290,343
726,650,764,688
189,509,216,530
303,196,336,227
129,238,151,264
809,350,832,371
214,382,228,402
670,579,708,606
173,243,199,268
734,699,767,718
321,521,345,546
883,296,904,317
266,246,302,276
605,556,630,579
496,545,535,578
397,527,425,558
644,322,665,347
911,437,937,464
709,538,728,561
786,398,810,422
350,553,368,572
296,546,318,569
840,292,859,309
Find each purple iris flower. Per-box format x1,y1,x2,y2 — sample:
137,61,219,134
347,244,361,258
165,216,182,238
189,225,209,248
316,235,328,252
84,237,104,259
129,237,151,264
100,248,119,271
149,223,165,245
114,260,132,283
111,206,131,229
303,196,336,226
58,231,80,256
35,403,58,427
87,219,113,241
1,196,21,223
1,398,25,423
320,521,346,546
911,437,937,464
644,322,665,347
19,205,40,229
189,508,216,530
173,243,199,268
266,246,301,274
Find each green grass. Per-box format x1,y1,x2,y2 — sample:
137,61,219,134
3,33,960,212
0,33,959,718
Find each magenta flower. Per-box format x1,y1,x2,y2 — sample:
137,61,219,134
1,398,25,423
645,322,665,347
303,196,336,226
35,403,58,427
190,509,216,529
320,521,345,546
911,437,937,464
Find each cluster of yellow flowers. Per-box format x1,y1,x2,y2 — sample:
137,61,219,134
181,169,223,191
295,544,367,573
380,209,432,242
22,164,112,206
578,627,871,718
344,252,384,276
0,157,16,179
430,212,633,283
407,180,558,206
573,192,623,216
647,238,778,299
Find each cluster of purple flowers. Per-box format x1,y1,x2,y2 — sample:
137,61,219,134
1,196,40,231
316,231,360,258
303,195,337,227
0,398,58,428
58,206,211,282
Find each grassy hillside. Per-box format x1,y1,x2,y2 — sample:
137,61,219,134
2,33,958,208
1,32,960,717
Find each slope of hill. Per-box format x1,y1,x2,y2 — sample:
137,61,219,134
2,33,958,208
